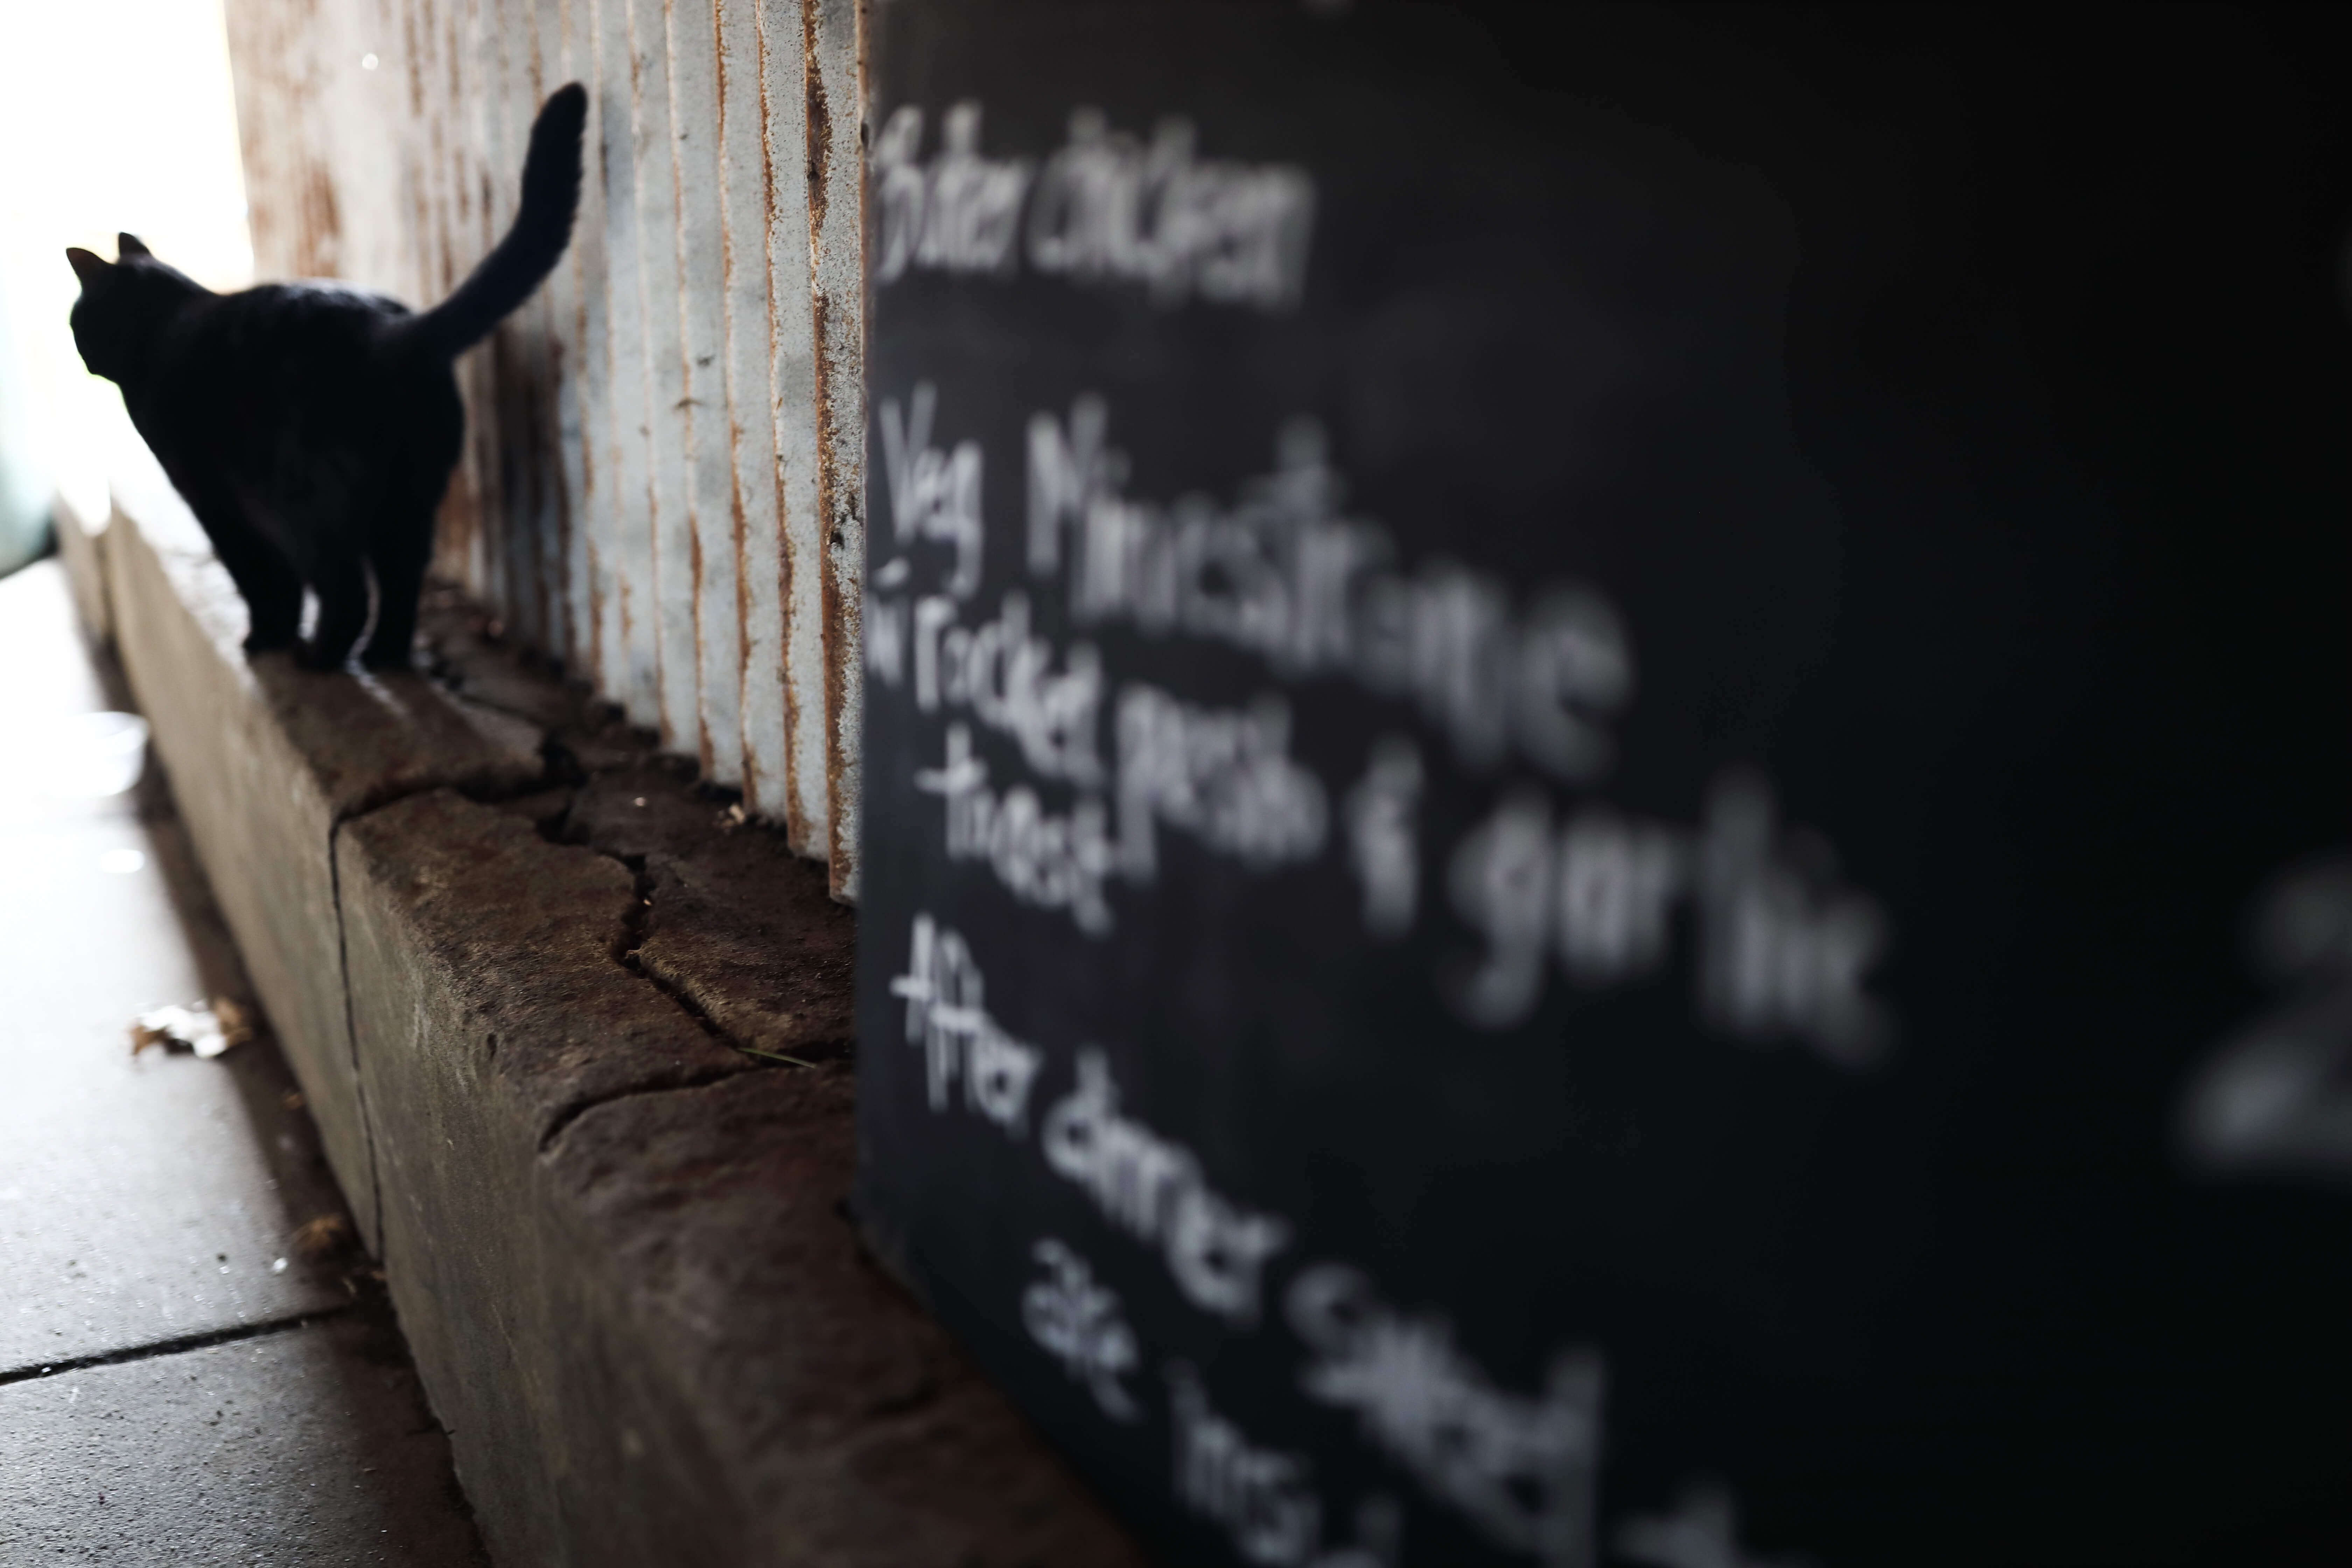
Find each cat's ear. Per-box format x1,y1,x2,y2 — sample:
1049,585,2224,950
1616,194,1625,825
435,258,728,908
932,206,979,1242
65,247,110,286
117,232,151,259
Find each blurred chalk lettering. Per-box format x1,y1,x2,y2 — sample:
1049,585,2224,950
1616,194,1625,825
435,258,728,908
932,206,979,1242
912,590,1106,788
1344,736,1423,938
1286,1267,1604,1568
1023,1237,1143,1421
1043,1049,1292,1324
1614,1483,1806,1568
873,102,1315,310
1026,401,1633,779
890,913,1049,1132
1167,1364,1324,1565
1116,686,1326,881
2181,850,2352,1183
1447,774,1889,1062
873,102,1034,281
1027,110,1316,309
915,724,1117,935
880,382,985,598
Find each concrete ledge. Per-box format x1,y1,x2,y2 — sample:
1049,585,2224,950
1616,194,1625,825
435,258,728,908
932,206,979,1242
67,496,1146,1567
99,488,541,1254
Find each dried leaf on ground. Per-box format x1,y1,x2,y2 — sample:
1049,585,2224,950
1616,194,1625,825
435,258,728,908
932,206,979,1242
128,997,255,1058
293,1213,352,1257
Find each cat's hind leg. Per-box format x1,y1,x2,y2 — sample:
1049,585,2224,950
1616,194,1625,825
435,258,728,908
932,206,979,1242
359,507,435,670
174,474,301,651
292,547,372,672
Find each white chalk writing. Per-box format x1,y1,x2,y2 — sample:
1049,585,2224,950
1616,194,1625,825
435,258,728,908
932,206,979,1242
1446,776,1888,1064
1116,685,1326,882
889,913,1048,1135
874,102,1314,310
1168,1362,1321,1564
2180,849,2352,1183
1615,1483,1809,1568
916,724,1116,936
1043,1049,1291,1324
866,592,907,687
1697,773,1889,1066
1027,109,1316,310
1027,404,1633,779
1168,1366,1401,1567
913,591,1106,788
1022,1237,1142,1422
1287,1266,1605,1568
1344,736,1423,938
874,102,1033,281
879,383,985,599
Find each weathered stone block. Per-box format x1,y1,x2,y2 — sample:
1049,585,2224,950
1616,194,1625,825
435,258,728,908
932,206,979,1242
557,764,857,1063
546,1070,1148,1566
103,501,541,1252
337,789,756,1566
639,831,856,1065
340,792,1136,1565
82,493,1152,1568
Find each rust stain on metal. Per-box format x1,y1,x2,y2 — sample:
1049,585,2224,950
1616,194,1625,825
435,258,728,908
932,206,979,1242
405,1,426,118
810,288,853,902
803,0,866,900
801,0,845,895
800,2,828,237
755,0,810,852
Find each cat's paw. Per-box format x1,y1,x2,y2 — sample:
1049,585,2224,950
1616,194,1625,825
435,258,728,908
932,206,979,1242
292,641,352,673
358,645,417,672
241,628,296,654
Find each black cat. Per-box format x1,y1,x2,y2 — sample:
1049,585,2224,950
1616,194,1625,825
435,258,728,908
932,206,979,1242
65,83,587,670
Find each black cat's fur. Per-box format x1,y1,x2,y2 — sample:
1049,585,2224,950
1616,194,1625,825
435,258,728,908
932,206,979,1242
66,84,587,670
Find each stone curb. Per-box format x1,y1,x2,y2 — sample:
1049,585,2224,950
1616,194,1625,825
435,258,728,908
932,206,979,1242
58,492,1148,1568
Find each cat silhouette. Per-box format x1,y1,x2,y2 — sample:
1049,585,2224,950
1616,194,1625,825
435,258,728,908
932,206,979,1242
65,83,587,670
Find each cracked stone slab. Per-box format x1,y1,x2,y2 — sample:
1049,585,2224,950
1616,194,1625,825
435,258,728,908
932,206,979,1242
337,789,756,1155
561,760,726,864
544,1069,1146,1566
640,832,856,1064
101,496,544,1255
336,789,763,1566
563,764,856,1063
416,584,584,735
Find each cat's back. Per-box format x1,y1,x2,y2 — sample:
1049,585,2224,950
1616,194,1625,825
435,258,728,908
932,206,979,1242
175,280,409,383
143,279,460,485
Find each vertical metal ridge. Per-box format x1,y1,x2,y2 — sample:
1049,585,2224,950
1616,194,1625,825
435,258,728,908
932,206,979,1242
715,0,785,819
625,0,699,755
804,0,864,901
664,0,743,786
756,0,827,857
593,0,660,724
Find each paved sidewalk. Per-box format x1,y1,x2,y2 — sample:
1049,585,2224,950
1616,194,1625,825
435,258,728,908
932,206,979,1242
0,555,487,1564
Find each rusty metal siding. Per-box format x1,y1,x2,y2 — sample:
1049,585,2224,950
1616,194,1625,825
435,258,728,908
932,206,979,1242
757,0,832,860
805,0,863,901
217,0,866,896
590,0,661,725
664,0,742,786
714,0,788,830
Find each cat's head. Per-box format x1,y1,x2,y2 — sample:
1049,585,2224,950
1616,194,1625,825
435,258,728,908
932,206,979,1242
65,234,202,384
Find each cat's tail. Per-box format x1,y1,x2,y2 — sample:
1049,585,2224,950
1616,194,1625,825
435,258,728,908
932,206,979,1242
396,83,588,360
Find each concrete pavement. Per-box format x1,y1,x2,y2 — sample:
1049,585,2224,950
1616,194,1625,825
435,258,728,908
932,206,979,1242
0,555,487,1564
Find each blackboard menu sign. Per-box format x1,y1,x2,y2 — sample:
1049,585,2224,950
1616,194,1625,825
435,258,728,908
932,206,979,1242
854,7,2352,1563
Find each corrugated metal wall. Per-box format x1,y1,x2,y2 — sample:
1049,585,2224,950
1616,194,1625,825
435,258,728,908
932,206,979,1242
219,0,866,897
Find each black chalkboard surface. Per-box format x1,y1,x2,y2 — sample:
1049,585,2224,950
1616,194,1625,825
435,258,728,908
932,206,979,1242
854,7,2352,1564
